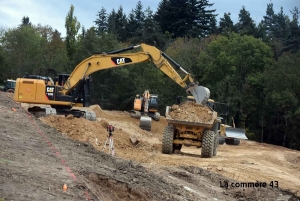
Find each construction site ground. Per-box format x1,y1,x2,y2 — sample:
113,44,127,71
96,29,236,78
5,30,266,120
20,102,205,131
0,91,299,201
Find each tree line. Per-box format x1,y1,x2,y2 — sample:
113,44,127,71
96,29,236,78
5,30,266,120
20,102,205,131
0,0,299,150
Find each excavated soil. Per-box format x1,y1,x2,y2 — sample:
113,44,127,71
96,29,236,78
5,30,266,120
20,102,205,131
1,92,299,200
169,102,214,123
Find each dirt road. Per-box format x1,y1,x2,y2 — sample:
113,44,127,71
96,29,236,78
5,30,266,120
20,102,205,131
0,92,298,200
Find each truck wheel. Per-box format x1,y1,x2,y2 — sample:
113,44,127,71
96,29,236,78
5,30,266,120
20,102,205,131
162,125,174,154
225,138,241,145
6,89,14,93
234,138,241,145
201,130,215,158
213,132,219,156
219,136,225,145
225,138,240,145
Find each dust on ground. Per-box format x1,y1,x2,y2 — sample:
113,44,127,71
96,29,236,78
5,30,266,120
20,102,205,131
1,92,299,200
169,102,214,123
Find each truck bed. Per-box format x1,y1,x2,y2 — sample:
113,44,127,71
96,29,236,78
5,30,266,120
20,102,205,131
165,106,217,128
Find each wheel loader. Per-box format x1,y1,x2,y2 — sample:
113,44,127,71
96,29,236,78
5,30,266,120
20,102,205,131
13,43,209,128
130,90,160,131
206,100,248,145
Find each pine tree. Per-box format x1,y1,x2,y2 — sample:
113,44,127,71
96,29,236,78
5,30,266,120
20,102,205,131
235,6,256,36
263,3,275,39
115,6,127,42
94,7,108,34
286,7,300,53
154,0,217,38
218,12,235,34
153,0,171,35
127,1,145,38
190,0,217,37
269,7,290,59
21,16,31,26
107,9,116,35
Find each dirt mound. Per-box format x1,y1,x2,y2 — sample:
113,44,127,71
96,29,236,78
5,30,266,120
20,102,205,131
89,104,168,137
40,103,167,159
88,104,109,118
169,101,214,123
40,115,132,150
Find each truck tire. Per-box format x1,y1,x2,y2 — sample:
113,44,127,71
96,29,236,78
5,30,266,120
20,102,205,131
6,89,14,93
225,138,240,145
219,136,225,145
201,130,215,158
162,125,174,154
213,132,219,156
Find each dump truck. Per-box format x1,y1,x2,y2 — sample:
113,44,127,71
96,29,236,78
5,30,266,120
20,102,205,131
162,101,220,158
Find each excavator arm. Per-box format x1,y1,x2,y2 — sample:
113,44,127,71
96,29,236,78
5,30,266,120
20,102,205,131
61,43,209,104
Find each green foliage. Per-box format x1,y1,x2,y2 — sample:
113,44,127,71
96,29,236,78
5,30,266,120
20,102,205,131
94,7,108,34
285,7,300,53
35,25,69,73
261,4,300,58
154,0,217,38
198,33,273,129
165,37,204,76
263,51,300,148
65,4,81,60
218,13,235,34
235,6,256,36
0,26,43,78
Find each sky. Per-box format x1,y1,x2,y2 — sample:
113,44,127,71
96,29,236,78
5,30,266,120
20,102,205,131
0,0,299,37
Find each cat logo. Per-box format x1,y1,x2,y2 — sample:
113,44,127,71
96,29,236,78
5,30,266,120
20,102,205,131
46,87,54,93
117,58,125,64
111,57,132,65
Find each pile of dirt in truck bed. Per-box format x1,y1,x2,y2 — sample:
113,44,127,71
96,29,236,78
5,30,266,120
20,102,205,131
169,101,214,123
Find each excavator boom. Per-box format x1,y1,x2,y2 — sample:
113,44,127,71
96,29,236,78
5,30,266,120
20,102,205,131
60,43,209,104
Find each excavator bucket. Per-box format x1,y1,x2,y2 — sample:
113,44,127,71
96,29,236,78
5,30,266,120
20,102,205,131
225,127,248,139
139,116,152,131
186,85,210,105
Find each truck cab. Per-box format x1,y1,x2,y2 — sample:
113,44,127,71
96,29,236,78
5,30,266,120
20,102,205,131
3,79,16,93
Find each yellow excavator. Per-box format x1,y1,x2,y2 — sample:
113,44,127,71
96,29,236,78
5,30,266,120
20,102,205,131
13,43,210,129
130,90,160,130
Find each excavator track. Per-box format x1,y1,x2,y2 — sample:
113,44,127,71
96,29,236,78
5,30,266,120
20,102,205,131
130,110,141,119
27,106,96,121
139,116,152,131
